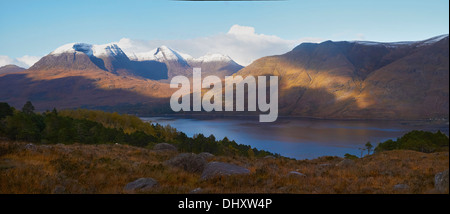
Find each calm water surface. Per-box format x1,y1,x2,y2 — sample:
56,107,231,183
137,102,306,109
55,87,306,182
141,116,449,159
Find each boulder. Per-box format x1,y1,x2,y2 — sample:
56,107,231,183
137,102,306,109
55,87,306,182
201,162,250,180
198,152,215,159
190,188,203,194
153,143,177,152
435,170,449,193
24,143,37,151
124,178,158,192
288,171,306,177
166,153,207,173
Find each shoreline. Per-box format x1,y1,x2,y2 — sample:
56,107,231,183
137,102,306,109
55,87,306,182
136,113,450,124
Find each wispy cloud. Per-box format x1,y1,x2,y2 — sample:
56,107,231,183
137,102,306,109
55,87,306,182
0,55,40,68
118,25,323,66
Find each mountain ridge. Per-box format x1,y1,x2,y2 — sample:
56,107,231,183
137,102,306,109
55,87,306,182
29,42,243,80
1,35,448,120
235,35,449,119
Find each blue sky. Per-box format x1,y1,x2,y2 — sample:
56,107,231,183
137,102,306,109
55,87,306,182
0,0,448,66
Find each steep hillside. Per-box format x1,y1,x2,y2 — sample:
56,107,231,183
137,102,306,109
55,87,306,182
236,35,449,119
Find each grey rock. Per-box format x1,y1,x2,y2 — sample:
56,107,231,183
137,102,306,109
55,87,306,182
124,178,158,192
336,159,355,167
435,170,449,193
24,143,37,151
393,184,410,191
190,188,203,194
166,153,207,173
198,152,215,159
288,171,306,177
153,143,177,151
264,155,276,159
201,162,250,180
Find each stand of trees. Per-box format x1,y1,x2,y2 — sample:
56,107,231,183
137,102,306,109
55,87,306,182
375,130,449,153
0,102,279,158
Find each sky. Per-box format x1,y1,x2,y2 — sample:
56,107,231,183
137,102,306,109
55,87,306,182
0,0,449,67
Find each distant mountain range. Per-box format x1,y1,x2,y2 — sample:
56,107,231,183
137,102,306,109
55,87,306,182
29,43,243,80
0,35,448,120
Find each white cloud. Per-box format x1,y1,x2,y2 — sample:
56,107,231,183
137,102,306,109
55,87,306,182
0,55,41,68
16,55,41,68
118,25,323,66
0,56,16,67
227,25,256,35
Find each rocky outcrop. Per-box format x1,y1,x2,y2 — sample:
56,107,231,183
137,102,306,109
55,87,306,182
435,170,449,193
201,162,250,180
166,153,207,173
124,178,158,192
198,152,215,160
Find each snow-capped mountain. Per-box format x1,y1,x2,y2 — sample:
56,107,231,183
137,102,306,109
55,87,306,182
29,42,243,80
50,43,128,58
125,46,242,79
30,42,133,77
128,46,234,64
128,45,192,63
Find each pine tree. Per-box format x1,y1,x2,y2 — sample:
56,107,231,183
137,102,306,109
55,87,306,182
22,101,35,114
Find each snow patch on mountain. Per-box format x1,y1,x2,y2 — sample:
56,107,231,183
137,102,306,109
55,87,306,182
127,46,193,62
189,53,232,63
50,42,241,67
128,46,233,65
418,34,449,46
353,34,449,48
51,43,126,58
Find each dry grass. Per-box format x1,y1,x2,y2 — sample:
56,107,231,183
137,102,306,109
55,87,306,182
0,141,448,194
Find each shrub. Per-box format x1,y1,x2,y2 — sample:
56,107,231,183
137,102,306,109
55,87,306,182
344,153,359,160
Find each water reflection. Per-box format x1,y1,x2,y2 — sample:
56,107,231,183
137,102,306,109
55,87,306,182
141,117,449,160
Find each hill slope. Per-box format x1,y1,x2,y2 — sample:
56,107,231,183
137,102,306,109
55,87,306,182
236,35,449,119
0,64,25,75
0,141,447,194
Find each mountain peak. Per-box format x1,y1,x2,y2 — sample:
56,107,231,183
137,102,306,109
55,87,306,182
50,43,126,58
128,45,193,63
154,45,189,62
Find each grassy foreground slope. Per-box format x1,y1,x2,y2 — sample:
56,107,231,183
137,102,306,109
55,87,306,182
0,102,448,194
0,141,448,194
